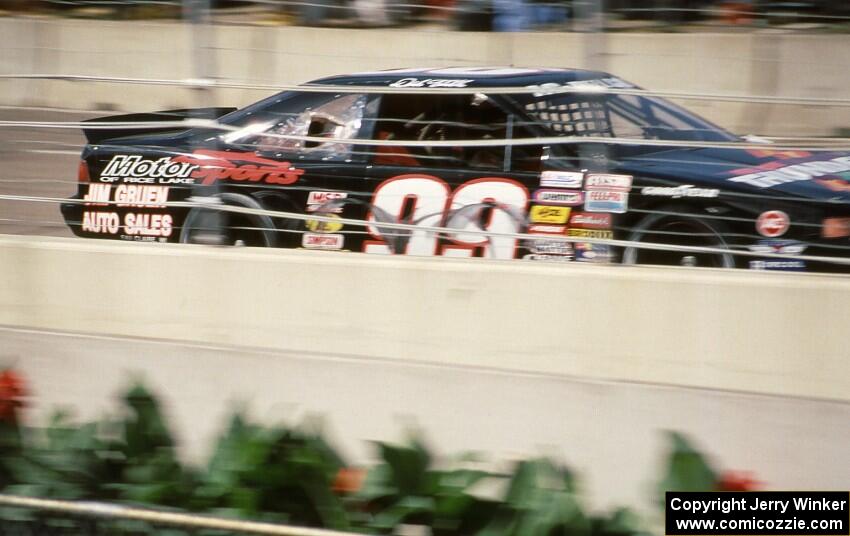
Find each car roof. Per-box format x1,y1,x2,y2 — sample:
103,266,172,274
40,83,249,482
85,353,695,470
307,67,616,88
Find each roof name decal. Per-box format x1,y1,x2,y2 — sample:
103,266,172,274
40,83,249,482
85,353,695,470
389,78,474,88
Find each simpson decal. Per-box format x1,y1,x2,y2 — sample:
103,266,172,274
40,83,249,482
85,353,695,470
302,233,344,250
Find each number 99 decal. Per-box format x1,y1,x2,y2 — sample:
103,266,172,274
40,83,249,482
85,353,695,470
363,175,529,259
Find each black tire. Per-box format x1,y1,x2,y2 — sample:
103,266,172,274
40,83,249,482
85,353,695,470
621,206,736,268
180,192,277,248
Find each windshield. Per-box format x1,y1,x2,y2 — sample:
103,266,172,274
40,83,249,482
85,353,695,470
510,91,737,143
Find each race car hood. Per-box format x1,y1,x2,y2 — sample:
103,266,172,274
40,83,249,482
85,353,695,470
616,147,850,202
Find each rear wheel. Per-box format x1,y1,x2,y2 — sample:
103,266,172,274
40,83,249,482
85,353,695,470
621,208,735,268
180,192,277,248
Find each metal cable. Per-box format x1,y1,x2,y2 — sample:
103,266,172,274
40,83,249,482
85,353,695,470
3,74,850,106
2,117,850,151
4,193,850,265
0,494,370,536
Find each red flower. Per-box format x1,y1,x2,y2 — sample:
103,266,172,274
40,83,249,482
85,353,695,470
717,470,761,491
0,369,27,424
332,467,365,495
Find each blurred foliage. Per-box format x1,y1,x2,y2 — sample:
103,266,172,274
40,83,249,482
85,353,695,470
352,437,649,536
657,431,718,497
0,371,743,535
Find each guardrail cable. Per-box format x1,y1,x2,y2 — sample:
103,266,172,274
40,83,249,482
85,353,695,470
0,494,370,536
2,193,849,265
3,74,850,106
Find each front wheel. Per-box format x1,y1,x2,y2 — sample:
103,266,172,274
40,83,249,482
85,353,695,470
180,192,277,248
621,208,736,268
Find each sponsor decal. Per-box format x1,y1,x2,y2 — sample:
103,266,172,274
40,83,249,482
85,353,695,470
641,185,719,198
528,237,574,256
527,77,635,95
123,212,173,237
747,239,807,256
389,78,473,88
522,253,573,263
755,210,790,238
747,149,812,159
83,183,111,205
307,191,347,213
172,150,304,186
100,155,197,184
533,189,584,206
99,152,304,186
81,211,172,237
84,184,171,208
306,214,344,233
568,228,613,239
82,211,120,234
584,173,632,191
365,176,528,259
540,171,584,189
307,191,348,204
569,212,611,230
529,205,571,224
307,205,344,214
575,242,613,263
114,185,169,208
749,259,806,271
302,233,344,250
728,156,850,188
815,178,850,192
822,217,850,238
584,190,628,213
528,224,566,234
563,77,634,89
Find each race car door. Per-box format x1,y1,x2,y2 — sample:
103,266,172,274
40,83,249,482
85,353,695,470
346,92,546,260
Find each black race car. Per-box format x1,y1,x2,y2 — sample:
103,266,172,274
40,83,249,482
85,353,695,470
61,67,850,271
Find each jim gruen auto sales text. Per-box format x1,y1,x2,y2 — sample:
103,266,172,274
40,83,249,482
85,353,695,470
670,497,848,515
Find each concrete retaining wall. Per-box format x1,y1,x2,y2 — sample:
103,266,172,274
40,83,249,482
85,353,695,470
2,233,849,402
1,234,849,516
1,17,849,135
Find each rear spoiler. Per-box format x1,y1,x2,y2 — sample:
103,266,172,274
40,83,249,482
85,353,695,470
82,107,236,144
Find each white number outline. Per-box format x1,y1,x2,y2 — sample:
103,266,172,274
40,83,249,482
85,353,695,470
364,175,530,259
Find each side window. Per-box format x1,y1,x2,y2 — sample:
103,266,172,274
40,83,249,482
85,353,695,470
371,94,541,172
226,93,373,162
